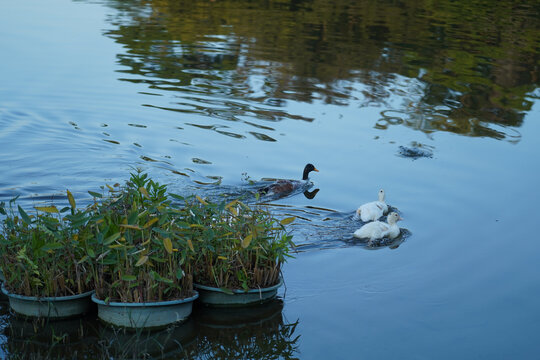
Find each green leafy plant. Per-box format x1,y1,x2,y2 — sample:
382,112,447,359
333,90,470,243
0,170,294,301
178,196,295,291
89,171,193,303
0,192,93,297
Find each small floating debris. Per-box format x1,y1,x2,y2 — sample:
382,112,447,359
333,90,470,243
398,143,433,160
128,123,147,128
192,157,212,164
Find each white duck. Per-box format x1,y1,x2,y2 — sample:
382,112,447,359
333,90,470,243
353,212,402,241
354,189,388,222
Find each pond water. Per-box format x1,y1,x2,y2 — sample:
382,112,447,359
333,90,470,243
1,0,539,358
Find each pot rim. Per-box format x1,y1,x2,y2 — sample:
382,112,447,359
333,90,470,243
91,290,199,307
193,276,283,294
1,283,94,301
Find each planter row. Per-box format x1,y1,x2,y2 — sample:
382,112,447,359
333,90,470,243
0,173,292,329
0,279,282,328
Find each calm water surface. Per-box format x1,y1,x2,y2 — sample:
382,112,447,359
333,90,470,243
1,0,539,358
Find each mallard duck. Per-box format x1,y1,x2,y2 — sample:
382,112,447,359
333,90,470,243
353,212,402,241
354,189,388,222
259,163,319,195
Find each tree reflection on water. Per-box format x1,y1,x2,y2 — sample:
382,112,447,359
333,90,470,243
103,0,539,142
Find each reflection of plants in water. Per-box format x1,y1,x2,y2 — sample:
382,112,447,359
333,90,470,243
1,301,300,359
94,323,194,360
189,316,300,359
3,315,97,360
2,308,300,359
103,0,538,141
2,313,194,360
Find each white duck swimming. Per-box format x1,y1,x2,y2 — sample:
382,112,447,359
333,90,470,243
353,212,402,241
354,189,388,222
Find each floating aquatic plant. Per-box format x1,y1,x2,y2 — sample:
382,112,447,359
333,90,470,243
88,171,194,303
0,170,296,301
0,192,94,297
176,195,295,291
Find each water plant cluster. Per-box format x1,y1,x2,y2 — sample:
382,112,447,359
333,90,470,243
0,192,93,297
185,196,294,291
0,171,295,306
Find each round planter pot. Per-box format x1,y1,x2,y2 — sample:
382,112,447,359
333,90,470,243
91,291,199,329
194,278,283,306
1,284,94,319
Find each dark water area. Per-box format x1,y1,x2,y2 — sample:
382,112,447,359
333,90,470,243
1,0,540,358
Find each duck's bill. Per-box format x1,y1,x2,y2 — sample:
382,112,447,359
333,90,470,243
313,168,319,172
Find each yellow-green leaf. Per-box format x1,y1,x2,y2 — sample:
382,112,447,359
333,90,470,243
135,255,148,267
280,217,296,225
225,200,237,209
163,237,173,254
67,190,76,209
144,217,159,229
187,239,194,252
106,184,114,191
218,256,227,260
119,224,141,230
139,187,150,199
242,234,253,249
34,206,59,213
195,195,207,205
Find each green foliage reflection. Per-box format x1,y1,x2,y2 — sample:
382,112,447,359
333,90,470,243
103,0,539,140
